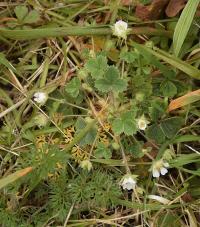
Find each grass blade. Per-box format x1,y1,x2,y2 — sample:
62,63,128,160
0,167,33,190
168,89,200,111
131,42,200,80
0,27,171,40
0,52,16,72
173,0,200,57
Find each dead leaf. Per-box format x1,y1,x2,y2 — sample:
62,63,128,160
104,0,133,5
135,0,169,21
168,89,200,112
165,0,186,17
0,167,33,190
121,0,133,6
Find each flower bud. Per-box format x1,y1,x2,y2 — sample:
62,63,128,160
33,113,48,127
80,160,92,172
82,83,93,92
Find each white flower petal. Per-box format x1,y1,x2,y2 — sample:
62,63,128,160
160,167,168,176
121,176,136,190
138,120,147,130
152,169,160,178
33,92,48,105
137,115,150,130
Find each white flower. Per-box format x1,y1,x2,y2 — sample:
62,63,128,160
152,160,169,178
137,115,150,130
33,92,48,105
120,174,136,190
80,160,92,172
112,20,129,39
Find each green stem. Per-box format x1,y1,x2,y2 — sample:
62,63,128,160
114,198,183,210
0,88,17,119
0,26,172,40
39,48,51,88
109,0,121,24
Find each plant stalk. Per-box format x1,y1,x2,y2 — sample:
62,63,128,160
0,26,172,40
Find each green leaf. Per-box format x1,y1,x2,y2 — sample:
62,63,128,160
146,117,184,143
23,10,40,24
95,66,127,93
131,41,171,76
173,0,200,56
131,41,200,80
65,77,81,98
85,55,108,78
158,213,182,227
173,135,200,143
75,118,97,146
112,111,137,136
14,5,28,21
160,80,177,97
0,167,32,190
170,154,200,168
146,123,166,144
120,51,138,63
0,52,16,72
142,66,151,75
128,142,144,158
95,143,112,159
160,117,184,139
149,99,167,122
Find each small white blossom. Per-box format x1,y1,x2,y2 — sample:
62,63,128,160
33,92,48,105
120,174,136,190
137,115,150,130
80,160,92,172
152,160,169,178
112,20,129,39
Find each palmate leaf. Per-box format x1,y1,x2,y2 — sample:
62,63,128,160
14,5,40,24
146,117,184,143
65,77,81,98
95,66,127,93
160,117,184,139
112,111,137,136
23,10,40,24
85,55,108,78
146,123,166,144
160,80,177,97
120,50,138,63
14,5,28,21
95,143,112,159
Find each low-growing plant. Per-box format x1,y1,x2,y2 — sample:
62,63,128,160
0,1,200,226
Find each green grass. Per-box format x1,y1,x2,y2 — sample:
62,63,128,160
0,1,200,226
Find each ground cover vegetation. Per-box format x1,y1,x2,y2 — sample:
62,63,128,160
0,0,200,226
